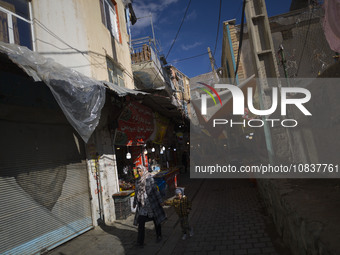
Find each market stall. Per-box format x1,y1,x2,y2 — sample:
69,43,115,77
112,100,184,218
153,167,180,197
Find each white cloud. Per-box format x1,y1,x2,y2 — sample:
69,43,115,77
132,0,180,29
186,10,197,21
181,42,202,51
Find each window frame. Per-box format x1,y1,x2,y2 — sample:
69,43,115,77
100,0,122,43
107,57,125,87
0,0,34,50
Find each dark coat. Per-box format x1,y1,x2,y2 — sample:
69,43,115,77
133,176,167,226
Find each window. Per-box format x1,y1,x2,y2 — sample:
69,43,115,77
0,0,33,50
107,58,125,87
100,0,121,43
176,71,184,87
178,79,183,87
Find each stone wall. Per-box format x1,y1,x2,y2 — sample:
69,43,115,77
257,179,340,255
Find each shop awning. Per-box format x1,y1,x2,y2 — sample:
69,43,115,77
103,83,186,121
0,42,185,143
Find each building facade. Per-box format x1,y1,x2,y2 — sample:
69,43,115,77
167,65,191,118
0,0,137,254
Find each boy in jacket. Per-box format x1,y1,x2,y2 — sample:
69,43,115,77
165,188,193,240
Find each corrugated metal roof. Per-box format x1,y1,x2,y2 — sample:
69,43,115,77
103,81,148,97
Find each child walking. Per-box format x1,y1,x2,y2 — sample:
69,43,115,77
165,188,193,240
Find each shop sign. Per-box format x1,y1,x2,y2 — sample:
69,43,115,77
114,102,154,145
153,112,169,144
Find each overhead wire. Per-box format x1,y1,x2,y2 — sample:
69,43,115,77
34,18,109,73
32,18,138,82
213,0,222,57
168,52,209,64
295,9,313,76
165,0,192,59
234,0,246,77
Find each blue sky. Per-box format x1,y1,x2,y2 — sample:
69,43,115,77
131,0,292,78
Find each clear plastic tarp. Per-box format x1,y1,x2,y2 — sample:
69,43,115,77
0,42,105,143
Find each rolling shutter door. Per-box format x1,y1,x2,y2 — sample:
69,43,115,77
0,120,93,255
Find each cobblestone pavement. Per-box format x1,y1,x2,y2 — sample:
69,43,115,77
47,174,290,255
161,178,290,255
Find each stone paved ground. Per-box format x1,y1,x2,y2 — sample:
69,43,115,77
48,174,291,255
160,178,291,255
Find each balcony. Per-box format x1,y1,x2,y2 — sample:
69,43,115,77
131,37,165,89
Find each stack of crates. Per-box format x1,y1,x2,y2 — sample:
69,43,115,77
113,195,131,220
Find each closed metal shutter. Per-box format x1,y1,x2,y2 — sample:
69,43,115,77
0,120,93,255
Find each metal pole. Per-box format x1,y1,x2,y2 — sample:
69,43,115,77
207,47,219,83
150,13,156,47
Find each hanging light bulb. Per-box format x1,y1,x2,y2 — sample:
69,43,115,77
160,149,164,155
162,146,165,151
173,148,176,151
151,147,155,152
144,149,147,154
126,152,131,159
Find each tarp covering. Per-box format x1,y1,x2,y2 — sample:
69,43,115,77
0,42,105,143
0,42,185,143
323,0,340,52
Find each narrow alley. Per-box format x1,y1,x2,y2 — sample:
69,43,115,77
48,174,290,255
1,0,339,254
165,179,288,255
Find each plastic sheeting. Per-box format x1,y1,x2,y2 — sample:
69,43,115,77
0,42,105,143
323,0,340,52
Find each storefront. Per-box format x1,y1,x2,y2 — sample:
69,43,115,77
0,66,93,254
0,41,188,254
110,96,184,208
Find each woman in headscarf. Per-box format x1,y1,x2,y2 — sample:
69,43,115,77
133,166,166,247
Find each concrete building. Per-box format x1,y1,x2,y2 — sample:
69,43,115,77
32,0,136,89
236,4,334,79
166,65,191,118
131,37,167,89
221,19,246,84
0,0,135,88
0,0,138,254
217,1,337,164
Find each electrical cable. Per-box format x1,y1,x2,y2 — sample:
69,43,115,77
150,60,171,87
234,0,246,78
33,18,138,82
295,10,313,77
165,0,192,59
168,52,209,64
213,0,222,56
